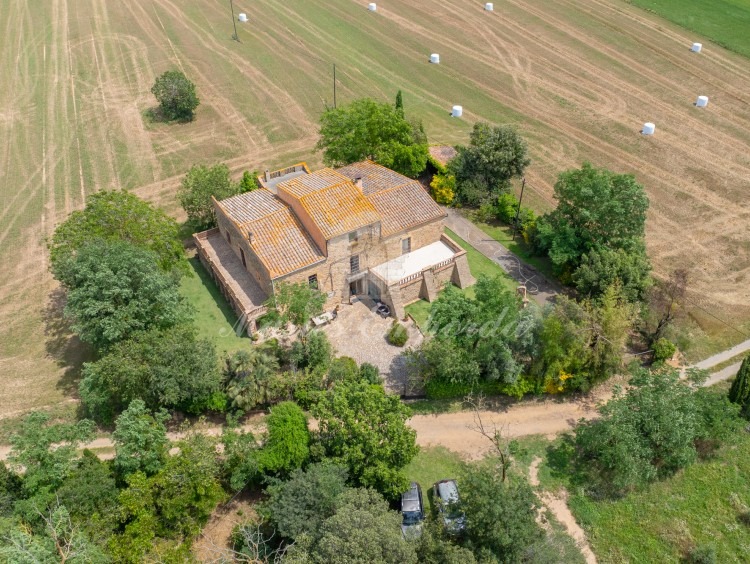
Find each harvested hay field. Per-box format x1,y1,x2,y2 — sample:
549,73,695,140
1,0,750,417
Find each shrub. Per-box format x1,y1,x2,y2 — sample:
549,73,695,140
430,173,455,205
652,338,677,363
686,544,717,564
475,202,497,223
387,322,409,347
496,192,519,224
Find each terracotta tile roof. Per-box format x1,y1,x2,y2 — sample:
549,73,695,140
277,168,348,198
296,182,381,240
216,189,324,279
368,181,446,237
243,209,325,278
428,145,458,166
217,189,286,224
336,161,412,196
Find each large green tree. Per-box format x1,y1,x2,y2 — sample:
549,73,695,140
151,70,200,121
534,163,649,280
728,356,750,419
57,240,189,350
313,380,418,499
8,412,95,498
79,324,222,423
178,163,240,230
573,244,652,303
258,401,310,476
265,281,326,333
113,399,170,479
288,488,418,564
316,98,429,177
49,190,186,277
573,367,741,496
459,462,542,562
264,462,349,541
449,122,530,205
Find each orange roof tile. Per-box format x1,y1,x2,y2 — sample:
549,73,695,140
336,160,412,196
216,189,324,279
296,182,381,240
368,181,446,237
277,168,348,198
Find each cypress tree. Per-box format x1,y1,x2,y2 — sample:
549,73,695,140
395,90,404,116
728,356,750,419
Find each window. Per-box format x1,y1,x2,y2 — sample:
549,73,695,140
402,237,411,254
349,230,358,244
350,255,360,273
240,248,247,268
308,274,318,289
226,230,231,245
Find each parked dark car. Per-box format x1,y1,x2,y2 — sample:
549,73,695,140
401,482,425,538
433,479,465,533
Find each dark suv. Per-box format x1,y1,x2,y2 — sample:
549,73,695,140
401,482,425,538
433,479,466,533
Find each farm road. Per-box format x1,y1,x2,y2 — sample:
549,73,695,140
1,343,741,463
444,209,562,306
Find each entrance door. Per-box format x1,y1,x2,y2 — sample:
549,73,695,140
349,279,364,297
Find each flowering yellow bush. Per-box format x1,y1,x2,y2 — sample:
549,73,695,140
545,370,573,394
430,173,455,205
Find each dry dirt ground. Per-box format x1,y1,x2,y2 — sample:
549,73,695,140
2,0,750,417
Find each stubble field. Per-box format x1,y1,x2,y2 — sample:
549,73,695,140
2,0,750,417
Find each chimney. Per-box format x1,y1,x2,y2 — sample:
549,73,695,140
264,169,270,182
354,176,363,189
247,232,253,244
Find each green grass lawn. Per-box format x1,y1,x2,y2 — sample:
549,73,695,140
404,447,467,513
180,256,251,356
405,228,517,330
561,432,750,562
630,0,750,58
468,217,557,283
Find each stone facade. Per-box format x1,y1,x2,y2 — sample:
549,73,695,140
198,161,477,330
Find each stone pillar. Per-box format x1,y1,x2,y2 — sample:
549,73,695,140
452,254,475,289
387,284,406,320
420,270,439,302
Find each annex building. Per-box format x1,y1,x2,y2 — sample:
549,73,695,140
194,160,474,333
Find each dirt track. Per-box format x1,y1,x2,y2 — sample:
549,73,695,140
2,0,750,417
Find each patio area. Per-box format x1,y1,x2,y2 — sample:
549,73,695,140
320,298,424,396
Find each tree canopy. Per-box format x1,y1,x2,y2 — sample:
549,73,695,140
49,190,186,277
728,356,750,419
151,70,200,121
178,163,241,230
258,401,310,476
313,380,418,499
288,488,418,564
316,98,429,178
57,240,189,350
265,281,326,332
264,462,349,541
572,367,741,496
113,400,170,479
534,163,650,281
79,324,222,423
449,122,530,205
459,462,543,562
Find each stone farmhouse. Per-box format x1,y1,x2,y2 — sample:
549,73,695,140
194,160,474,333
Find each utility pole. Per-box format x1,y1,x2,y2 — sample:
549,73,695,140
229,0,239,42
512,176,526,241
333,63,337,109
